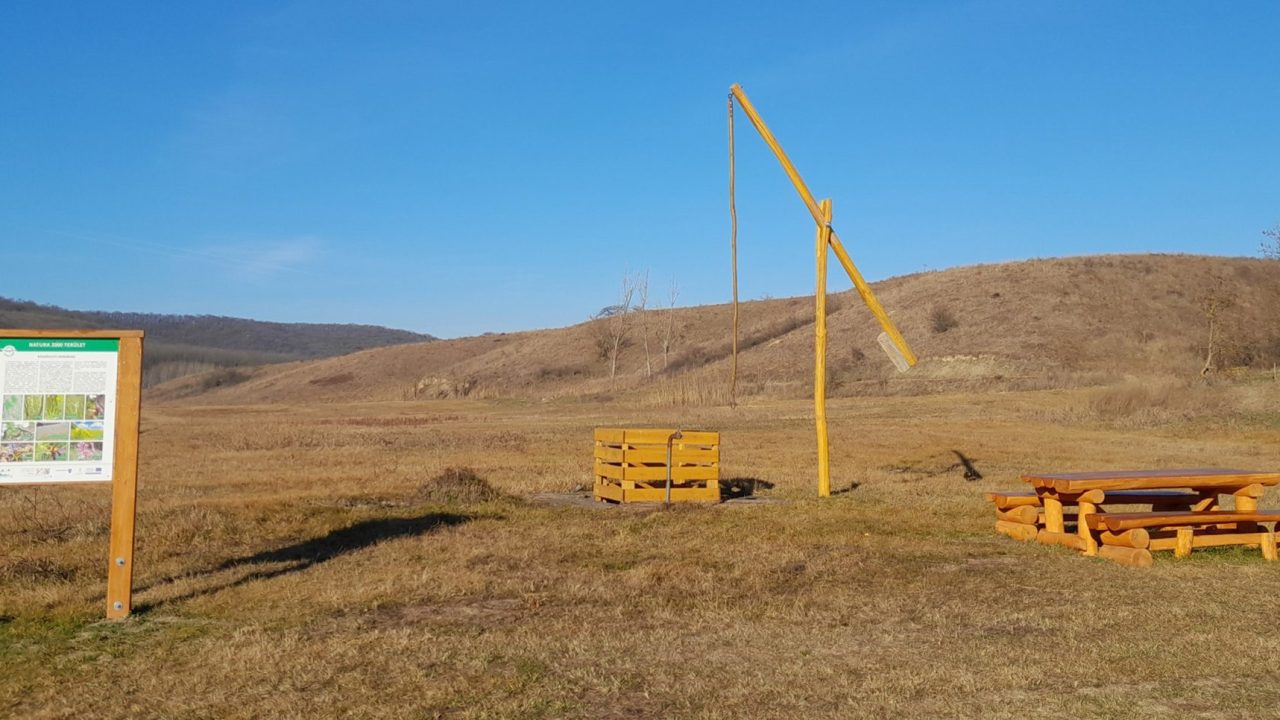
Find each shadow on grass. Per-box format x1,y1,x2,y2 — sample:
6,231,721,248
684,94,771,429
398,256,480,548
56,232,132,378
134,512,470,613
720,477,775,500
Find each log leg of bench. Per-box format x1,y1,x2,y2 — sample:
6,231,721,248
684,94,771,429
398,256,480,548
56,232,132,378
1042,495,1065,535
1262,528,1277,562
1077,498,1099,556
1234,487,1262,534
1175,527,1194,559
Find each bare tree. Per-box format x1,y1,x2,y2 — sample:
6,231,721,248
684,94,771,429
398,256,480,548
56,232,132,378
1200,282,1235,376
1262,225,1280,259
662,278,679,370
635,270,652,377
603,273,638,380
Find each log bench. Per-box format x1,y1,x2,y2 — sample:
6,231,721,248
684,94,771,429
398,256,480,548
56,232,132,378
985,489,1205,509
984,489,1206,548
1083,510,1280,566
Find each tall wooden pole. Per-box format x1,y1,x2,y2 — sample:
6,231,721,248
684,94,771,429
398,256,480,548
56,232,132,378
815,200,832,497
106,335,143,619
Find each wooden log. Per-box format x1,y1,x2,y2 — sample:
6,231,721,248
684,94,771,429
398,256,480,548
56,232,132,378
1037,530,1086,551
1078,489,1105,505
1098,545,1153,568
995,520,1039,542
1078,498,1099,556
1234,483,1266,499
984,492,1040,509
1042,496,1065,534
1191,495,1219,512
1036,512,1079,525
1099,528,1150,549
1174,527,1194,558
1024,469,1280,493
1036,488,1104,504
1149,531,1269,551
997,506,1039,524
1232,488,1261,534
1262,529,1277,562
1088,511,1280,533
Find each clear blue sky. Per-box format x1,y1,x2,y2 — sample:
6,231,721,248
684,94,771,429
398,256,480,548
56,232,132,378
2,1,1277,338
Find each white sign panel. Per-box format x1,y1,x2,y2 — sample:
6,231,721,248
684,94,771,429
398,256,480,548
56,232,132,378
0,338,118,484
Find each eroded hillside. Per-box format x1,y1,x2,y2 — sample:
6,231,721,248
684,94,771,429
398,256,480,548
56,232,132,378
152,254,1280,404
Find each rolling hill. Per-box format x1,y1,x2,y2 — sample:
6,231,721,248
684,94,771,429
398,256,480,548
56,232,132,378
152,254,1280,405
0,298,434,386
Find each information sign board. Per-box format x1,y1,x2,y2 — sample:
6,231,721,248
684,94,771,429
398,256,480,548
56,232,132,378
0,330,143,619
0,338,120,484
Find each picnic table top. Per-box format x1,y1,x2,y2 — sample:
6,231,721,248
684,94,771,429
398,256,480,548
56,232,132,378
1021,468,1280,492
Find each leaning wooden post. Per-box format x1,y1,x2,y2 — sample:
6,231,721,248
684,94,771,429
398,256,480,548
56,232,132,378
815,199,833,497
106,334,143,619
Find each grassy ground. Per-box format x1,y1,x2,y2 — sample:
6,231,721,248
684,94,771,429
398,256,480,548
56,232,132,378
3,382,1280,719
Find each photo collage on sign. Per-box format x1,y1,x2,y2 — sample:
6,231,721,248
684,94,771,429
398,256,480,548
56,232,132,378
1,394,106,463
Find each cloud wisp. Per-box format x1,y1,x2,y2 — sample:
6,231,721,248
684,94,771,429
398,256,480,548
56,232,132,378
46,230,323,279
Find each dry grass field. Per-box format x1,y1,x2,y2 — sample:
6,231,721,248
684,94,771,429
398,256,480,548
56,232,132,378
5,373,1280,719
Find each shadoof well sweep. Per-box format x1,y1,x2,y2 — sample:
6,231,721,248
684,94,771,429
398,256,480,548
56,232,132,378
592,84,918,504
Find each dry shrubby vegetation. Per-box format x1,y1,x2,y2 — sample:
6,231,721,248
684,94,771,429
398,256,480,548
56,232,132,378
5,254,1280,718
929,305,959,333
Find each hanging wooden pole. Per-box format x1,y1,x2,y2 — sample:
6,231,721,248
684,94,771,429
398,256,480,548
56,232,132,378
815,199,833,497
728,94,740,407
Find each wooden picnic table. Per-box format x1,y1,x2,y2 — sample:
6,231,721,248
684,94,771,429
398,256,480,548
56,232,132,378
1019,468,1280,566
1023,468,1280,493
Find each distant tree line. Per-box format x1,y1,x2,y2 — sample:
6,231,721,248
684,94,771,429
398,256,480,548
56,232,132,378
0,296,437,387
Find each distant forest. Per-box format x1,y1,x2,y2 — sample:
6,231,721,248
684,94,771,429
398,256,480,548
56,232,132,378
0,297,434,386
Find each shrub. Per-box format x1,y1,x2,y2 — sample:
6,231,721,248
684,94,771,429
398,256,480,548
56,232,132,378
930,306,959,334
199,368,251,391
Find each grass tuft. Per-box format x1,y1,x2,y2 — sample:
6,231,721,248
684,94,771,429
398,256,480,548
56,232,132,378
418,466,509,504
0,558,76,583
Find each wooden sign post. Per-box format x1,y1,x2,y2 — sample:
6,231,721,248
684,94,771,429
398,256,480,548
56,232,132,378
0,329,144,619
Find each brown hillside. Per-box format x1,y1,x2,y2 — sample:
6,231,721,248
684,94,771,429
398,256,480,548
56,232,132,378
152,254,1280,405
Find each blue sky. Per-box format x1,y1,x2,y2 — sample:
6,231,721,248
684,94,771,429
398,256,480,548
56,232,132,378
2,1,1277,337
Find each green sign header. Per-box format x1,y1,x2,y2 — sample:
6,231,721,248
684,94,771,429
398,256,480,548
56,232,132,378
2,338,120,352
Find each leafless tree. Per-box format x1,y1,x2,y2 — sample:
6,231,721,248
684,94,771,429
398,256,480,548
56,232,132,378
662,278,679,370
603,273,638,380
1200,282,1236,377
635,270,652,378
